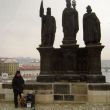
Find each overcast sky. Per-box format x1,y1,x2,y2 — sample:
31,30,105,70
0,0,110,59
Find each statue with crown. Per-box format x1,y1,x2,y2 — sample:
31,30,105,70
62,0,79,45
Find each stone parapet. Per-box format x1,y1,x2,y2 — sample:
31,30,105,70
88,83,110,104
2,82,110,104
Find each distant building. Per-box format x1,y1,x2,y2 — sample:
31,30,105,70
0,58,19,75
18,65,40,80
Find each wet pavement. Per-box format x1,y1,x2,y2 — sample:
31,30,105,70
0,102,33,110
0,102,110,110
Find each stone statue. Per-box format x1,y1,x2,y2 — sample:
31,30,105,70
62,0,79,45
83,5,101,46
39,1,56,47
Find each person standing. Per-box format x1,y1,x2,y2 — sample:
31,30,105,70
12,70,25,108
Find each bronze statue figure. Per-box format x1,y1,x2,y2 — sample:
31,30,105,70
83,5,101,46
62,0,79,45
39,1,56,47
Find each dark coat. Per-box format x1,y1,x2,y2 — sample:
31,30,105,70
12,75,24,93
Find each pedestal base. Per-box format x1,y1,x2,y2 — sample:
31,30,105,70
37,74,105,83
37,45,105,83
3,82,110,104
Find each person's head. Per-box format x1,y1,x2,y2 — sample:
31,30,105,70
47,8,51,16
86,5,92,13
15,70,21,77
66,0,71,8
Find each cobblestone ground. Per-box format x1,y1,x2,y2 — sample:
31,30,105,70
0,102,110,110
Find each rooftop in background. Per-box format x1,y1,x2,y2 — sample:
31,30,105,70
0,57,40,64
0,58,18,63
13,57,40,65
18,65,40,70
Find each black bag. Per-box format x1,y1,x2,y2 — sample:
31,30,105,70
26,93,35,108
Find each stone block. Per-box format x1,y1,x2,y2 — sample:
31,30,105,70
88,84,109,90
71,83,87,94
64,95,74,101
2,83,53,90
36,94,53,103
6,89,13,94
2,83,12,89
5,93,13,101
74,95,87,103
107,91,110,103
54,84,70,94
0,94,5,100
88,90,107,103
89,95,107,103
54,95,63,101
25,83,53,90
36,90,53,94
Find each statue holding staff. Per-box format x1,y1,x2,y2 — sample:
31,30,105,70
39,0,56,47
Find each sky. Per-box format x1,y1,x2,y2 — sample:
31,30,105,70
0,0,110,59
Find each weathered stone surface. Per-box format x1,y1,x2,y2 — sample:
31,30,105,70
36,90,53,94
2,82,53,90
71,83,87,94
88,83,110,104
88,91,107,103
88,84,110,90
64,95,74,101
54,84,70,94
2,83,110,104
37,45,105,83
0,94,5,100
74,95,87,103
54,95,63,101
36,94,53,103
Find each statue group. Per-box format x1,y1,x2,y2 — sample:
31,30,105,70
39,0,101,47
37,0,105,83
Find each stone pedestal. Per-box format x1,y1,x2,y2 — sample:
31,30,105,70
86,45,103,75
37,47,55,82
37,44,105,83
77,45,105,83
37,47,54,74
85,45,105,83
60,44,79,74
37,45,81,82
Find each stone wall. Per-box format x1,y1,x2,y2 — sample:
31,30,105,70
2,82,110,104
0,83,33,102
88,83,110,104
35,83,87,103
